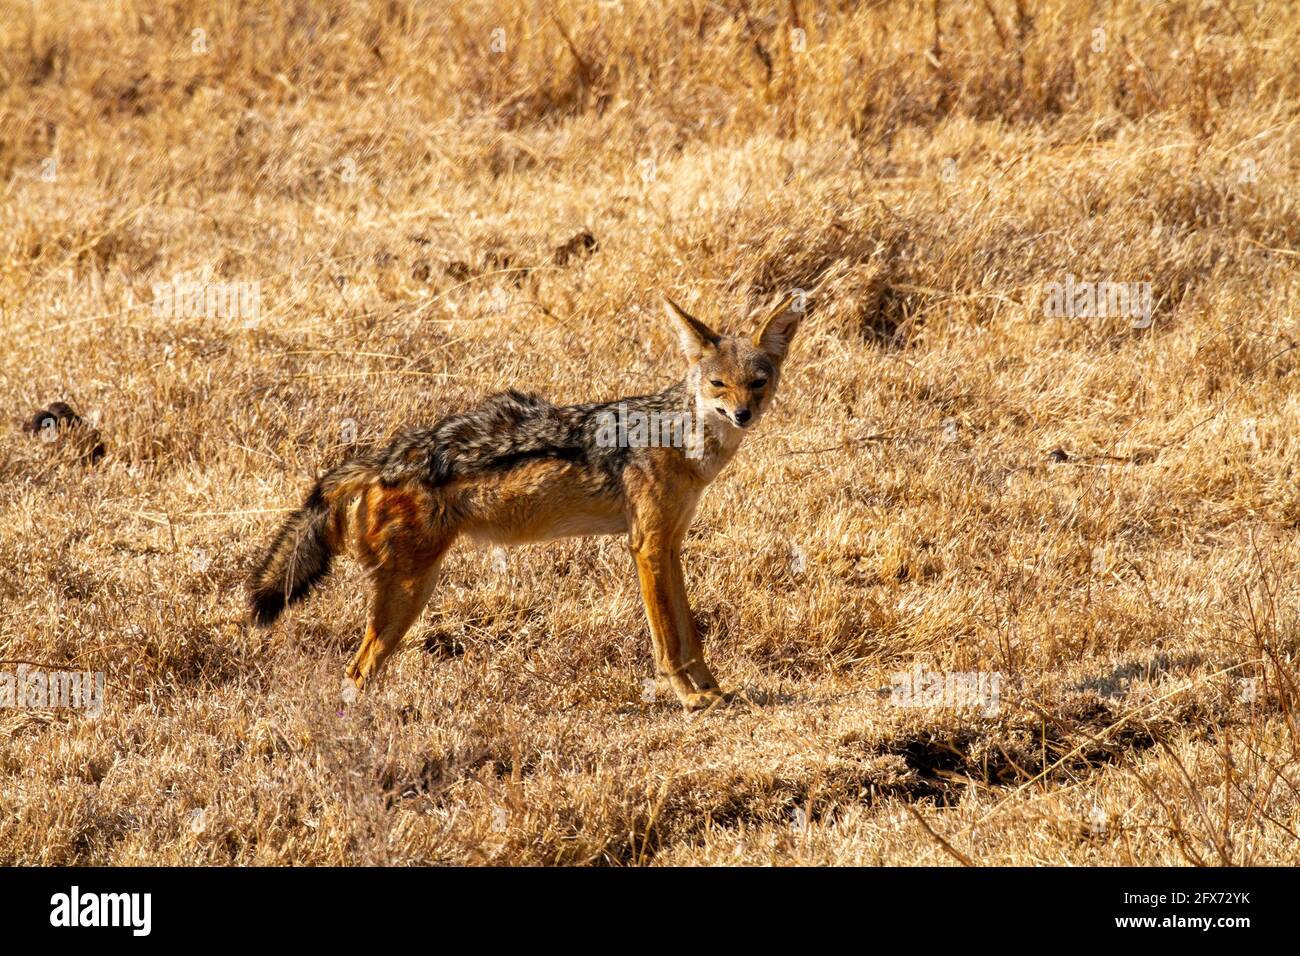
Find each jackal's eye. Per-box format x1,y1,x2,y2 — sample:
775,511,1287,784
709,379,725,388
750,378,767,389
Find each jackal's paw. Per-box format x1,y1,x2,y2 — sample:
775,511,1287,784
680,688,727,713
340,675,363,703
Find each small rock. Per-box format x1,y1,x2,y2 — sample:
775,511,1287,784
23,401,105,463
553,230,598,266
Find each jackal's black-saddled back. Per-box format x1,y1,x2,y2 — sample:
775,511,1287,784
375,384,694,490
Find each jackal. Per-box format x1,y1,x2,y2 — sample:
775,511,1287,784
248,294,802,711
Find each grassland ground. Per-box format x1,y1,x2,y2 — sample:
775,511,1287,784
1,0,1298,864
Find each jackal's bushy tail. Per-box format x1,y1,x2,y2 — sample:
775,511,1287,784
247,458,378,626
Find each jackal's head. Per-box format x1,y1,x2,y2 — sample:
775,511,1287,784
662,293,803,431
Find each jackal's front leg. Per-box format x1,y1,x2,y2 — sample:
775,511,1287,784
664,547,720,694
631,536,724,712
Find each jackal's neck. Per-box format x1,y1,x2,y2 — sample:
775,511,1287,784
605,375,745,481
685,378,746,482
651,377,693,411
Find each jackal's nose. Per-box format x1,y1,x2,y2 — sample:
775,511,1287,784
734,408,752,426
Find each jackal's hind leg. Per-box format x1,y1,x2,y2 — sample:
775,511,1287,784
345,555,444,691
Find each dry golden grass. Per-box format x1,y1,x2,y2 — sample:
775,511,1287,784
2,0,1299,865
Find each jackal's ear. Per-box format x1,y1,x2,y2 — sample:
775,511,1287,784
662,296,720,362
753,293,803,362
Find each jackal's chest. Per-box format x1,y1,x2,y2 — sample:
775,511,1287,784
684,420,744,483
